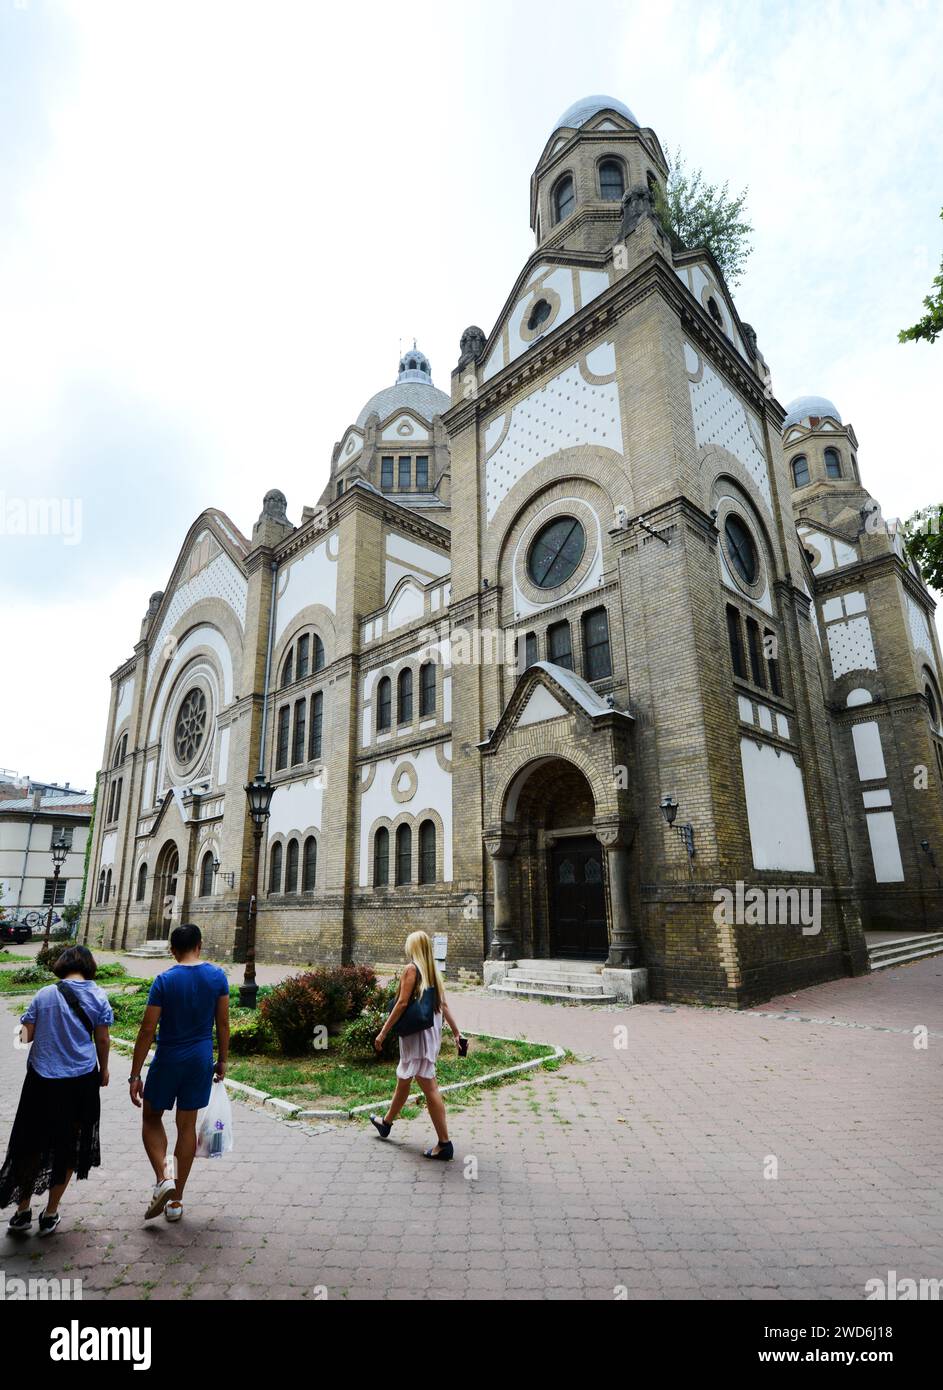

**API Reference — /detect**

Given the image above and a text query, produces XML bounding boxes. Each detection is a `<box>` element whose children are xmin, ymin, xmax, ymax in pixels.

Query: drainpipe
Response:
<box><xmin>257</xmin><ymin>559</ymin><xmax>279</xmax><ymax>776</ymax></box>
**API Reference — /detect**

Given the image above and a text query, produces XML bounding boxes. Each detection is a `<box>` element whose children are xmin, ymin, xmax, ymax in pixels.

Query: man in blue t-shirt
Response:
<box><xmin>129</xmin><ymin>923</ymin><xmax>229</xmax><ymax>1223</ymax></box>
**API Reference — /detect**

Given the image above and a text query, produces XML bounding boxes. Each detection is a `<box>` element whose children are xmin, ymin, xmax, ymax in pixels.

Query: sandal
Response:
<box><xmin>423</xmin><ymin>1141</ymin><xmax>454</xmax><ymax>1161</ymax></box>
<box><xmin>369</xmin><ymin>1115</ymin><xmax>392</xmax><ymax>1139</ymax></box>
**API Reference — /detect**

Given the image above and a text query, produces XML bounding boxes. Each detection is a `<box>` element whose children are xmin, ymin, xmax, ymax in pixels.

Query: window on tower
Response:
<box><xmin>824</xmin><ymin>448</ymin><xmax>842</xmax><ymax>479</ymax></box>
<box><xmin>792</xmin><ymin>455</ymin><xmax>810</xmax><ymax>488</ymax></box>
<box><xmin>415</xmin><ymin>455</ymin><xmax>429</xmax><ymax>489</ymax></box>
<box><xmin>381</xmin><ymin>456</ymin><xmax>394</xmax><ymax>489</ymax></box>
<box><xmin>552</xmin><ymin>174</ymin><xmax>575</xmax><ymax>224</ymax></box>
<box><xmin>599</xmin><ymin>160</ymin><xmax>624</xmax><ymax>201</ymax></box>
<box><xmin>398</xmin><ymin>457</ymin><xmax>411</xmax><ymax>490</ymax></box>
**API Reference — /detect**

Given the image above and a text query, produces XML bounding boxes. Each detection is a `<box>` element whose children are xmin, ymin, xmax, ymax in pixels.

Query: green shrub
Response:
<box><xmin>290</xmin><ymin>965</ymin><xmax>378</xmax><ymax>1025</ymax></box>
<box><xmin>260</xmin><ymin>976</ymin><xmax>330</xmax><ymax>1054</ymax></box>
<box><xmin>229</xmin><ymin>1011</ymin><xmax>273</xmax><ymax>1056</ymax></box>
<box><xmin>12</xmin><ymin>965</ymin><xmax>54</xmax><ymax>986</ymax></box>
<box><xmin>36</xmin><ymin>942</ymin><xmax>65</xmax><ymax>973</ymax></box>
<box><xmin>339</xmin><ymin>1008</ymin><xmax>396</xmax><ymax>1061</ymax></box>
<box><xmin>95</xmin><ymin>962</ymin><xmax>128</xmax><ymax>982</ymax></box>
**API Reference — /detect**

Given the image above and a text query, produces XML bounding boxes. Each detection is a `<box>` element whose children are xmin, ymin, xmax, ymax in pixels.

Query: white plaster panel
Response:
<box><xmin>847</xmin><ymin>688</ymin><xmax>873</xmax><ymax>707</ymax></box>
<box><xmin>147</xmin><ymin>550</ymin><xmax>247</xmax><ymax>688</ymax></box>
<box><xmin>481</xmin><ymin>335</ymin><xmax>506</xmax><ymax>384</ymax></box>
<box><xmin>851</xmin><ymin>721</ymin><xmax>886</xmax><ymax>781</ymax></box>
<box><xmin>686</xmin><ymin>346</ymin><xmax>771</xmax><ymax>509</ymax></box>
<box><xmin>865</xmin><ymin>811</ymin><xmax>905</xmax><ymax>883</ymax></box>
<box><xmin>267</xmin><ymin>777</ymin><xmax>324</xmax><ymax>840</ymax></box>
<box><xmin>827</xmin><ymin>615</ymin><xmax>877</xmax><ymax>679</ymax></box>
<box><xmin>844</xmin><ymin>591</ymin><xmax>867</xmax><ymax>615</ymax></box>
<box><xmin>386</xmin><ymin>534</ymin><xmax>450</xmax><ymax>583</ymax></box>
<box><xmin>381</xmin><ymin>414</ymin><xmax>430</xmax><ymax>443</ymax></box>
<box><xmin>358</xmin><ymin>745</ymin><xmax>452</xmax><ymax>886</ymax></box>
<box><xmin>517</xmin><ymin>685</ymin><xmax>569</xmax><ymax>727</ymax></box>
<box><xmin>757</xmin><ymin>704</ymin><xmax>773</xmax><ymax>732</ymax></box>
<box><xmin>484</xmin><ymin>349</ymin><xmax>622</xmax><ymax>522</ymax></box>
<box><xmin>142</xmin><ymin>759</ymin><xmax>155</xmax><ymax>808</ymax></box>
<box><xmin>114</xmin><ymin>678</ymin><xmax>133</xmax><ymax>727</ymax></box>
<box><xmin>99</xmin><ymin>831</ymin><xmax>117</xmax><ymax>869</ymax></box>
<box><xmin>275</xmin><ymin>539</ymin><xmax>338</xmax><ymax>642</ymax></box>
<box><xmin>863</xmin><ymin>788</ymin><xmax>892</xmax><ymax>808</ymax></box>
<box><xmin>579</xmin><ymin>269</ymin><xmax>610</xmax><ymax>309</ymax></box>
<box><xmin>147</xmin><ymin>627</ymin><xmax>233</xmax><ymax>742</ymax></box>
<box><xmin>387</xmin><ymin>581</ymin><xmax>425</xmax><ymax>633</ymax></box>
<box><xmin>737</xmin><ymin>696</ymin><xmax>754</xmax><ymax>723</ymax></box>
<box><xmin>507</xmin><ymin>267</ymin><xmax>575</xmax><ymax>364</ymax></box>
<box><xmin>217</xmin><ymin>728</ymin><xmax>230</xmax><ymax>786</ymax></box>
<box><xmin>776</xmin><ymin>713</ymin><xmax>790</xmax><ymax>740</ymax></box>
<box><xmin>822</xmin><ymin>598</ymin><xmax>843</xmax><ymax>623</ymax></box>
<box><xmin>739</xmin><ymin>740</ymin><xmax>816</xmax><ymax>872</ymax></box>
<box><xmin>443</xmin><ymin>673</ymin><xmax>452</xmax><ymax>723</ymax></box>
<box><xmin>908</xmin><ymin>597</ymin><xmax>937</xmax><ymax>671</ymax></box>
<box><xmin>340</xmin><ymin>429</ymin><xmax>363</xmax><ymax>462</ymax></box>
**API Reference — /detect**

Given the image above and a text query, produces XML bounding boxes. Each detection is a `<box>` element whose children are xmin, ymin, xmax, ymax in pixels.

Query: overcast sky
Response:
<box><xmin>1</xmin><ymin>0</ymin><xmax>941</xmax><ymax>792</ymax></box>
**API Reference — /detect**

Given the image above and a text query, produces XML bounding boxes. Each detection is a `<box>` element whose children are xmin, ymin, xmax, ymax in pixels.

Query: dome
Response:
<box><xmin>783</xmin><ymin>395</ymin><xmax>842</xmax><ymax>430</ymax></box>
<box><xmin>554</xmin><ymin>95</ymin><xmax>639</xmax><ymax>134</ymax></box>
<box><xmin>355</xmin><ymin>344</ymin><xmax>450</xmax><ymax>428</ymax></box>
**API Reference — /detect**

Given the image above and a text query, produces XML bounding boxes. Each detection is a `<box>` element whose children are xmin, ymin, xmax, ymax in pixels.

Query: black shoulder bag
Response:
<box><xmin>56</xmin><ymin>981</ymin><xmax>96</xmax><ymax>1039</ymax></box>
<box><xmin>388</xmin><ymin>964</ymin><xmax>436</xmax><ymax>1037</ymax></box>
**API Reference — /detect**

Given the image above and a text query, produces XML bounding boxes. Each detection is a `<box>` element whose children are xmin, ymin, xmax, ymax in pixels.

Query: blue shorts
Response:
<box><xmin>143</xmin><ymin>1050</ymin><xmax>214</xmax><ymax>1112</ymax></box>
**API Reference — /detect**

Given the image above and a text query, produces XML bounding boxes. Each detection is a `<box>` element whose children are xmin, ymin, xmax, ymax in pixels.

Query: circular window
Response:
<box><xmin>527</xmin><ymin>298</ymin><xmax>552</xmax><ymax>333</ymax></box>
<box><xmin>174</xmin><ymin>688</ymin><xmax>207</xmax><ymax>764</ymax></box>
<box><xmin>527</xmin><ymin>516</ymin><xmax>586</xmax><ymax>589</ymax></box>
<box><xmin>724</xmin><ymin>515</ymin><xmax>758</xmax><ymax>586</ymax></box>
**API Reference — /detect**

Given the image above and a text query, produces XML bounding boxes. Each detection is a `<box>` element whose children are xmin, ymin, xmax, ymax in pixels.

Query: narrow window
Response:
<box><xmin>707</xmin><ymin>296</ymin><xmax>723</xmax><ymax>327</ymax></box>
<box><xmin>374</xmin><ymin>827</ymin><xmax>390</xmax><ymax>886</ymax></box>
<box><xmin>395</xmin><ymin>824</ymin><xmax>412</xmax><ymax>885</ymax></box>
<box><xmin>302</xmin><ymin>836</ymin><xmax>317</xmax><ymax>892</ymax></box>
<box><xmin>97</xmin><ymin>871</ymin><xmax>106</xmax><ymax>905</ymax></box>
<box><xmin>746</xmin><ymin>617</ymin><xmax>767</xmax><ymax>688</ymax></box>
<box><xmin>524</xmin><ymin>632</ymin><xmax>538</xmax><ymax>670</ymax></box>
<box><xmin>199</xmin><ymin>852</ymin><xmax>214</xmax><ymax>897</ymax></box>
<box><xmin>43</xmin><ymin>877</ymin><xmax>67</xmax><ymax>905</ymax></box>
<box><xmin>765</xmin><ymin>629</ymin><xmax>783</xmax><ymax>698</ymax></box>
<box><xmin>281</xmin><ymin>648</ymin><xmax>294</xmax><ymax>688</ymax></box>
<box><xmin>419</xmin><ymin>661</ymin><xmax>436</xmax><ymax>717</ymax></box>
<box><xmin>296</xmin><ymin>633</ymin><xmax>310</xmax><ymax>680</ymax></box>
<box><xmin>824</xmin><ymin>447</ymin><xmax>842</xmax><ymax>479</ymax></box>
<box><xmin>398</xmin><ymin>668</ymin><xmax>413</xmax><ymax>723</ymax></box>
<box><xmin>582</xmin><ymin>607</ymin><xmax>612</xmax><ymax>680</ymax></box>
<box><xmin>309</xmin><ymin>690</ymin><xmax>324</xmax><ymax>760</ymax></box>
<box><xmin>336</xmin><ymin>480</ymin><xmax>344</xmax><ymax>498</ymax></box>
<box><xmin>285</xmin><ymin>838</ymin><xmax>299</xmax><ymax>893</ymax></box>
<box><xmin>381</xmin><ymin>456</ymin><xmax>394</xmax><ymax>489</ymax></box>
<box><xmin>553</xmin><ymin>174</ymin><xmax>575</xmax><ymax>223</ymax></box>
<box><xmin>136</xmin><ymin>861</ymin><xmax>148</xmax><ymax>902</ymax></box>
<box><xmin>104</xmin><ymin>870</ymin><xmax>112</xmax><ymax>903</ymax></box>
<box><xmin>419</xmin><ymin>820</ymin><xmax>436</xmax><ymax>884</ymax></box>
<box><xmin>269</xmin><ymin>842</ymin><xmax>282</xmax><ymax>894</ymax></box>
<box><xmin>377</xmin><ymin>677</ymin><xmax>392</xmax><ymax>732</ymax></box>
<box><xmin>415</xmin><ymin>455</ymin><xmax>429</xmax><ymax>489</ymax></box>
<box><xmin>292</xmin><ymin>698</ymin><xmax>307</xmax><ymax>765</ymax></box>
<box><xmin>726</xmin><ymin>605</ymin><xmax>747</xmax><ymax>679</ymax></box>
<box><xmin>275</xmin><ymin>705</ymin><xmax>291</xmax><ymax>770</ymax></box>
<box><xmin>548</xmin><ymin>620</ymin><xmax>573</xmax><ymax>671</ymax></box>
<box><xmin>398</xmin><ymin>456</ymin><xmax>411</xmax><ymax>489</ymax></box>
<box><xmin>107</xmin><ymin>781</ymin><xmax>116</xmax><ymax>823</ymax></box>
<box><xmin>599</xmin><ymin>159</ymin><xmax>624</xmax><ymax>201</ymax></box>
<box><xmin>792</xmin><ymin>455</ymin><xmax>809</xmax><ymax>487</ymax></box>
<box><xmin>313</xmin><ymin>635</ymin><xmax>325</xmax><ymax>672</ymax></box>
<box><xmin>113</xmin><ymin>779</ymin><xmax>122</xmax><ymax>822</ymax></box>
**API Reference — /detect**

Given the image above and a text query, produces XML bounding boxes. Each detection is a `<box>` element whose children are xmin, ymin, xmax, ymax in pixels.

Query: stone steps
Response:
<box><xmin>125</xmin><ymin>940</ymin><xmax>172</xmax><ymax>959</ymax></box>
<box><xmin>868</xmin><ymin>933</ymin><xmax>943</xmax><ymax>972</ymax></box>
<box><xmin>489</xmin><ymin>958</ymin><xmax>616</xmax><ymax>1004</ymax></box>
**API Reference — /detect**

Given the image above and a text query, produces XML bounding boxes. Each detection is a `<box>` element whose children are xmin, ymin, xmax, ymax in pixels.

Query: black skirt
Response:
<box><xmin>0</xmin><ymin>1064</ymin><xmax>101</xmax><ymax>1208</ymax></box>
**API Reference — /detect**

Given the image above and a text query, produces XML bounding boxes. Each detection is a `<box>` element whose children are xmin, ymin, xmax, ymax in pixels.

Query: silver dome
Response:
<box><xmin>783</xmin><ymin>395</ymin><xmax>842</xmax><ymax>429</ymax></box>
<box><xmin>554</xmin><ymin>95</ymin><xmax>639</xmax><ymax>133</ymax></box>
<box><xmin>356</xmin><ymin>346</ymin><xmax>449</xmax><ymax>428</ymax></box>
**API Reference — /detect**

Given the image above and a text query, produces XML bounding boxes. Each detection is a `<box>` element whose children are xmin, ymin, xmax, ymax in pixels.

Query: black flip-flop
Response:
<box><xmin>370</xmin><ymin>1115</ymin><xmax>392</xmax><ymax>1139</ymax></box>
<box><xmin>423</xmin><ymin>1141</ymin><xmax>454</xmax><ymax>1161</ymax></box>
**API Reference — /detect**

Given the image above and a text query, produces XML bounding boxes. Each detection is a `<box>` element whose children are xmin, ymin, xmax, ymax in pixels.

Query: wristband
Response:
<box><xmin>128</xmin><ymin>1074</ymin><xmax>142</xmax><ymax>1083</ymax></box>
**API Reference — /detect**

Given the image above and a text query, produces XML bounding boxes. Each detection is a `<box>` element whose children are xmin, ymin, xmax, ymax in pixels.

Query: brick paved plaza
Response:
<box><xmin>2</xmin><ymin>955</ymin><xmax>942</xmax><ymax>1302</ymax></box>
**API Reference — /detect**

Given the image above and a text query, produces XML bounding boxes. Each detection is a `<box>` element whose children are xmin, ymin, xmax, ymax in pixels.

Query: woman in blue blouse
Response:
<box><xmin>1</xmin><ymin>945</ymin><xmax>113</xmax><ymax>1236</ymax></box>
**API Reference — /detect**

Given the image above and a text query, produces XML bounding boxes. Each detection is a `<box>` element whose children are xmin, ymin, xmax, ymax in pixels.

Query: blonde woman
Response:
<box><xmin>370</xmin><ymin>930</ymin><xmax>465</xmax><ymax>1160</ymax></box>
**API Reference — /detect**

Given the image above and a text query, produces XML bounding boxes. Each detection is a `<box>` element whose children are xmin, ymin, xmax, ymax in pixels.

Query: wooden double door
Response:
<box><xmin>548</xmin><ymin>836</ymin><xmax>608</xmax><ymax>960</ymax></box>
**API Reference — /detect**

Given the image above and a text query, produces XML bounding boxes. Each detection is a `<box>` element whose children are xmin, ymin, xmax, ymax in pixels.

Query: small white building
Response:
<box><xmin>0</xmin><ymin>785</ymin><xmax>93</xmax><ymax>932</ymax></box>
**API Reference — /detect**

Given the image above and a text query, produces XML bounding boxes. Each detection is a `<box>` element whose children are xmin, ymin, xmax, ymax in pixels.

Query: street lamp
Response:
<box><xmin>240</xmin><ymin>774</ymin><xmax>275</xmax><ymax>1008</ymax></box>
<box><xmin>659</xmin><ymin>795</ymin><xmax>696</xmax><ymax>870</ymax></box>
<box><xmin>43</xmin><ymin>835</ymin><xmax>69</xmax><ymax>950</ymax></box>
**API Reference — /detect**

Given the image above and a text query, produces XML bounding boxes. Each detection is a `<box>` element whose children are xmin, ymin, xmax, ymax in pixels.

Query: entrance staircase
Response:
<box><xmin>488</xmin><ymin>959</ymin><xmax>615</xmax><ymax>1004</ymax></box>
<box><xmin>124</xmin><ymin>940</ymin><xmax>172</xmax><ymax>960</ymax></box>
<box><xmin>867</xmin><ymin>932</ymin><xmax>943</xmax><ymax>972</ymax></box>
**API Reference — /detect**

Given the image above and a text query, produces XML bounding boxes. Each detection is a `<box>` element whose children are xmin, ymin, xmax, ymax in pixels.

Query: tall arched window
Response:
<box><xmin>395</xmin><ymin>824</ymin><xmax>412</xmax><ymax>885</ymax></box>
<box><xmin>552</xmin><ymin>174</ymin><xmax>575</xmax><ymax>224</ymax></box>
<box><xmin>269</xmin><ymin>842</ymin><xmax>283</xmax><ymax>894</ymax></box>
<box><xmin>136</xmin><ymin>861</ymin><xmax>148</xmax><ymax>902</ymax></box>
<box><xmin>281</xmin><ymin>650</ymin><xmax>294</xmax><ymax>688</ymax></box>
<box><xmin>113</xmin><ymin>734</ymin><xmax>127</xmax><ymax>767</ymax></box>
<box><xmin>419</xmin><ymin>820</ymin><xmax>436</xmax><ymax>884</ymax></box>
<box><xmin>302</xmin><ymin>836</ymin><xmax>317</xmax><ymax>892</ymax></box>
<box><xmin>792</xmin><ymin>455</ymin><xmax>810</xmax><ymax>487</ymax></box>
<box><xmin>824</xmin><ymin>447</ymin><xmax>842</xmax><ymax>479</ymax></box>
<box><xmin>313</xmin><ymin>635</ymin><xmax>325</xmax><ymax>672</ymax></box>
<box><xmin>199</xmin><ymin>851</ymin><xmax>214</xmax><ymax>897</ymax></box>
<box><xmin>398</xmin><ymin>668</ymin><xmax>413</xmax><ymax>724</ymax></box>
<box><xmin>374</xmin><ymin>827</ymin><xmax>390</xmax><ymax>886</ymax></box>
<box><xmin>104</xmin><ymin>869</ymin><xmax>112</xmax><ymax>903</ymax></box>
<box><xmin>419</xmin><ymin>661</ymin><xmax>436</xmax><ymax>717</ymax></box>
<box><xmin>97</xmin><ymin>870</ymin><xmax>107</xmax><ymax>905</ymax></box>
<box><xmin>599</xmin><ymin>159</ymin><xmax>624</xmax><ymax>201</ymax></box>
<box><xmin>377</xmin><ymin>677</ymin><xmax>392</xmax><ymax>732</ymax></box>
<box><xmin>285</xmin><ymin>838</ymin><xmax>299</xmax><ymax>894</ymax></box>
<box><xmin>296</xmin><ymin>633</ymin><xmax>310</xmax><ymax>680</ymax></box>
<box><xmin>308</xmin><ymin>690</ymin><xmax>323</xmax><ymax>760</ymax></box>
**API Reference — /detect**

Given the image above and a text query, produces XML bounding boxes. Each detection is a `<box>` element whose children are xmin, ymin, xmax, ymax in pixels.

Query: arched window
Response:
<box><xmin>419</xmin><ymin>820</ymin><xmax>436</xmax><ymax>884</ymax></box>
<box><xmin>707</xmin><ymin>296</ymin><xmax>723</xmax><ymax>327</ymax></box>
<box><xmin>275</xmin><ymin>705</ymin><xmax>290</xmax><ymax>770</ymax></box>
<box><xmin>374</xmin><ymin>827</ymin><xmax>390</xmax><ymax>886</ymax></box>
<box><xmin>419</xmin><ymin>661</ymin><xmax>436</xmax><ymax>717</ymax></box>
<box><xmin>927</xmin><ymin>683</ymin><xmax>940</xmax><ymax>729</ymax></box>
<box><xmin>113</xmin><ymin>734</ymin><xmax>127</xmax><ymax>767</ymax></box>
<box><xmin>285</xmin><ymin>838</ymin><xmax>299</xmax><ymax>893</ymax></box>
<box><xmin>397</xmin><ymin>668</ymin><xmax>413</xmax><ymax>724</ymax></box>
<box><xmin>395</xmin><ymin>824</ymin><xmax>412</xmax><ymax>885</ymax></box>
<box><xmin>313</xmin><ymin>635</ymin><xmax>325</xmax><ymax>672</ymax></box>
<box><xmin>292</xmin><ymin>698</ymin><xmax>306</xmax><ymax>765</ymax></box>
<box><xmin>582</xmin><ymin>608</ymin><xmax>612</xmax><ymax>680</ymax></box>
<box><xmin>548</xmin><ymin>620</ymin><xmax>573</xmax><ymax>670</ymax></box>
<box><xmin>377</xmin><ymin>677</ymin><xmax>392</xmax><ymax>732</ymax></box>
<box><xmin>599</xmin><ymin>159</ymin><xmax>624</xmax><ymax>201</ymax></box>
<box><xmin>97</xmin><ymin>870</ymin><xmax>106</xmax><ymax>905</ymax></box>
<box><xmin>199</xmin><ymin>851</ymin><xmax>215</xmax><ymax>897</ymax></box>
<box><xmin>269</xmin><ymin>842</ymin><xmax>283</xmax><ymax>894</ymax></box>
<box><xmin>136</xmin><ymin>861</ymin><xmax>148</xmax><ymax>903</ymax></box>
<box><xmin>104</xmin><ymin>869</ymin><xmax>112</xmax><ymax>903</ymax></box>
<box><xmin>302</xmin><ymin>836</ymin><xmax>317</xmax><ymax>892</ymax></box>
<box><xmin>552</xmin><ymin>174</ymin><xmax>575</xmax><ymax>224</ymax></box>
<box><xmin>296</xmin><ymin>633</ymin><xmax>310</xmax><ymax>680</ymax></box>
<box><xmin>824</xmin><ymin>447</ymin><xmax>842</xmax><ymax>479</ymax></box>
<box><xmin>281</xmin><ymin>650</ymin><xmax>294</xmax><ymax>688</ymax></box>
<box><xmin>308</xmin><ymin>690</ymin><xmax>323</xmax><ymax>760</ymax></box>
<box><xmin>791</xmin><ymin>455</ymin><xmax>810</xmax><ymax>488</ymax></box>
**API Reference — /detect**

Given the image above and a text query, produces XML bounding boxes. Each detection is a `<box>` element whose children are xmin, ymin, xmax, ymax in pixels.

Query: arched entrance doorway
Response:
<box><xmin>150</xmin><ymin>843</ymin><xmax>179</xmax><ymax>940</ymax></box>
<box><xmin>504</xmin><ymin>758</ymin><xmax>608</xmax><ymax>961</ymax></box>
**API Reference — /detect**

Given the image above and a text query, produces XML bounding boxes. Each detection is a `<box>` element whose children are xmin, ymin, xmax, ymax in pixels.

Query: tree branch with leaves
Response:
<box><xmin>899</xmin><ymin>209</ymin><xmax>943</xmax><ymax>346</ymax></box>
<box><xmin>653</xmin><ymin>148</ymin><xmax>753</xmax><ymax>287</ymax></box>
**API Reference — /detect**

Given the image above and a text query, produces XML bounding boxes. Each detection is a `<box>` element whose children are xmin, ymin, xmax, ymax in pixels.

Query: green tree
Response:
<box><xmin>901</xmin><ymin>505</ymin><xmax>943</xmax><ymax>590</ymax></box>
<box><xmin>654</xmin><ymin>149</ymin><xmax>753</xmax><ymax>286</ymax></box>
<box><xmin>899</xmin><ymin>209</ymin><xmax>943</xmax><ymax>346</ymax></box>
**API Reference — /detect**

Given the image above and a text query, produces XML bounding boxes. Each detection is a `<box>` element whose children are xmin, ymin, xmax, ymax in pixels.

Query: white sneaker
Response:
<box><xmin>164</xmin><ymin>1201</ymin><xmax>183</xmax><ymax>1223</ymax></box>
<box><xmin>145</xmin><ymin>1179</ymin><xmax>176</xmax><ymax>1220</ymax></box>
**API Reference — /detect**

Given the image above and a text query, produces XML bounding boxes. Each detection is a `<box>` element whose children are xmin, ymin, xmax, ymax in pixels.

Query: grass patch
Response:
<box><xmin>0</xmin><ymin>970</ymin><xmax>152</xmax><ymax>996</ymax></box>
<box><xmin>0</xmin><ymin>951</ymin><xmax>33</xmax><ymax>965</ymax></box>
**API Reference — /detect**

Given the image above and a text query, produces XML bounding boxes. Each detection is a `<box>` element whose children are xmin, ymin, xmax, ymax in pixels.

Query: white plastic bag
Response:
<box><xmin>196</xmin><ymin>1080</ymin><xmax>234</xmax><ymax>1159</ymax></box>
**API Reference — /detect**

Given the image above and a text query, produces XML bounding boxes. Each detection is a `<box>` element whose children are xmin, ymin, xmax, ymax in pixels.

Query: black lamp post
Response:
<box><xmin>240</xmin><ymin>774</ymin><xmax>275</xmax><ymax>1008</ymax></box>
<box><xmin>43</xmin><ymin>835</ymin><xmax>69</xmax><ymax>950</ymax></box>
<box><xmin>660</xmin><ymin>795</ymin><xmax>696</xmax><ymax>872</ymax></box>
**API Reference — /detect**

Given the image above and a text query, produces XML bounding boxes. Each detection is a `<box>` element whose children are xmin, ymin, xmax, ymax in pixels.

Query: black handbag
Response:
<box><xmin>389</xmin><ymin>966</ymin><xmax>436</xmax><ymax>1037</ymax></box>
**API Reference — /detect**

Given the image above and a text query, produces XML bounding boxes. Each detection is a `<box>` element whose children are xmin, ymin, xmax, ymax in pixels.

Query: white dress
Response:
<box><xmin>396</xmin><ymin>1007</ymin><xmax>443</xmax><ymax>1081</ymax></box>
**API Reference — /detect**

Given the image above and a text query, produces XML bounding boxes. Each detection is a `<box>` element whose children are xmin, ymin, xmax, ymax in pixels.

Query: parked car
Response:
<box><xmin>0</xmin><ymin>918</ymin><xmax>31</xmax><ymax>945</ymax></box>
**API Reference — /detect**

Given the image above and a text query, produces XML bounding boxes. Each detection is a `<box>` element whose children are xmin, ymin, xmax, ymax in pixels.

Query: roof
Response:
<box><xmin>531</xmin><ymin>661</ymin><xmax>624</xmax><ymax>719</ymax></box>
<box><xmin>783</xmin><ymin>395</ymin><xmax>842</xmax><ymax>429</ymax></box>
<box><xmin>355</xmin><ymin>345</ymin><xmax>450</xmax><ymax>428</ymax></box>
<box><xmin>553</xmin><ymin>95</ymin><xmax>639</xmax><ymax>133</ymax></box>
<box><xmin>0</xmin><ymin>794</ymin><xmax>92</xmax><ymax>816</ymax></box>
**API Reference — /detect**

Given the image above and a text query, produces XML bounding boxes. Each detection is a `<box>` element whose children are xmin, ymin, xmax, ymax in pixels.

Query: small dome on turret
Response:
<box><xmin>553</xmin><ymin>95</ymin><xmax>639</xmax><ymax>134</ymax></box>
<box><xmin>355</xmin><ymin>343</ymin><xmax>450</xmax><ymax>428</ymax></box>
<box><xmin>783</xmin><ymin>395</ymin><xmax>842</xmax><ymax>430</ymax></box>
